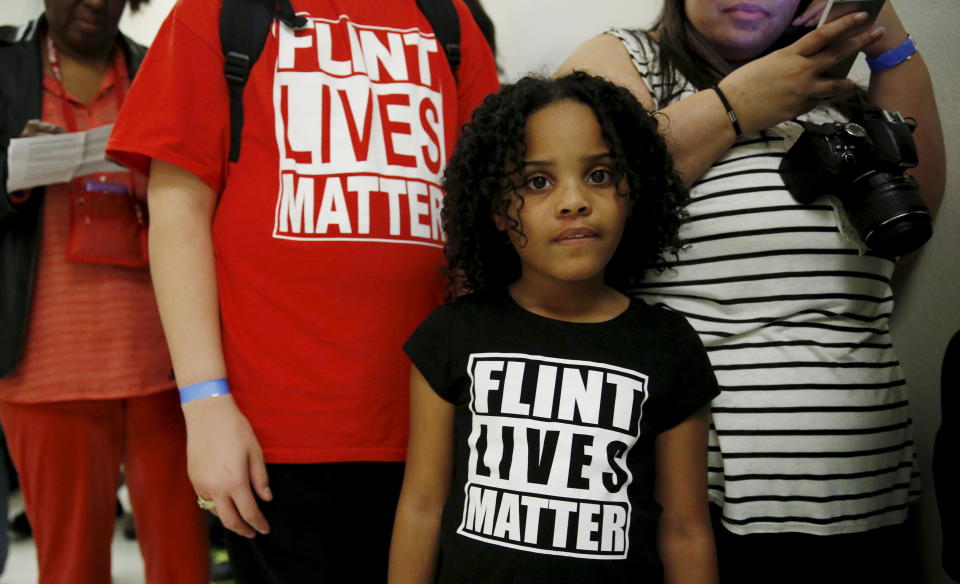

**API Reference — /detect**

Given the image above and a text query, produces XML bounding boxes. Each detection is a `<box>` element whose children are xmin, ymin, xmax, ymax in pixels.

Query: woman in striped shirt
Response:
<box><xmin>558</xmin><ymin>1</ymin><xmax>944</xmax><ymax>582</ymax></box>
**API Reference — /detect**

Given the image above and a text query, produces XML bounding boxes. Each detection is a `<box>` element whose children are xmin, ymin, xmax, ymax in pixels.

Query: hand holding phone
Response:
<box><xmin>817</xmin><ymin>0</ymin><xmax>887</xmax><ymax>78</ymax></box>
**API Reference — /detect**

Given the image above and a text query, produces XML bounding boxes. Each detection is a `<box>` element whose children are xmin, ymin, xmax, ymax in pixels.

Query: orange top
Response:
<box><xmin>0</xmin><ymin>44</ymin><xmax>174</xmax><ymax>403</ymax></box>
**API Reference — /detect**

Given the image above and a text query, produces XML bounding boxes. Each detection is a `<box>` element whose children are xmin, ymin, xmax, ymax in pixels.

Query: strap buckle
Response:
<box><xmin>224</xmin><ymin>51</ymin><xmax>252</xmax><ymax>86</ymax></box>
<box><xmin>444</xmin><ymin>43</ymin><xmax>461</xmax><ymax>71</ymax></box>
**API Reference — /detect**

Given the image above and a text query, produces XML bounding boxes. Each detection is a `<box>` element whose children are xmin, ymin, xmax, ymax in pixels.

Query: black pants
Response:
<box><xmin>225</xmin><ymin>462</ymin><xmax>405</xmax><ymax>584</ymax></box>
<box><xmin>710</xmin><ymin>504</ymin><xmax>921</xmax><ymax>584</ymax></box>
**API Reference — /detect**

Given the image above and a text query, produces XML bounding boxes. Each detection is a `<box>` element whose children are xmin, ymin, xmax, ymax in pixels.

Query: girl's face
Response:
<box><xmin>497</xmin><ymin>100</ymin><xmax>631</xmax><ymax>288</ymax></box>
<box><xmin>684</xmin><ymin>0</ymin><xmax>802</xmax><ymax>63</ymax></box>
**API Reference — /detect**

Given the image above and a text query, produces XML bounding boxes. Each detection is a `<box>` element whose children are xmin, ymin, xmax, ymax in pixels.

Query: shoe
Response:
<box><xmin>122</xmin><ymin>513</ymin><xmax>137</xmax><ymax>541</ymax></box>
<box><xmin>8</xmin><ymin>510</ymin><xmax>31</xmax><ymax>539</ymax></box>
<box><xmin>209</xmin><ymin>546</ymin><xmax>234</xmax><ymax>583</ymax></box>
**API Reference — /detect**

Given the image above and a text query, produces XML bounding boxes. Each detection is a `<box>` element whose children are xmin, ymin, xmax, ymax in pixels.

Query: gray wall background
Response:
<box><xmin>2</xmin><ymin>0</ymin><xmax>958</xmax><ymax>581</ymax></box>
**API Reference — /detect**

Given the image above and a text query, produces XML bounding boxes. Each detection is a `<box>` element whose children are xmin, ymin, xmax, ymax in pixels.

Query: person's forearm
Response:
<box><xmin>655</xmin><ymin>406</ymin><xmax>717</xmax><ymax>584</ymax></box>
<box><xmin>659</xmin><ymin>526</ymin><xmax>719</xmax><ymax>584</ymax></box>
<box><xmin>148</xmin><ymin>159</ymin><xmax>227</xmax><ymax>390</ymax></box>
<box><xmin>147</xmin><ymin>160</ymin><xmax>274</xmax><ymax>537</ymax></box>
<box><xmin>388</xmin><ymin>499</ymin><xmax>443</xmax><ymax>584</ymax></box>
<box><xmin>868</xmin><ymin>55</ymin><xmax>945</xmax><ymax>216</ymax></box>
<box><xmin>390</xmin><ymin>368</ymin><xmax>454</xmax><ymax>582</ymax></box>
<box><xmin>866</xmin><ymin>3</ymin><xmax>945</xmax><ymax>215</ymax></box>
<box><xmin>656</xmin><ymin>91</ymin><xmax>739</xmax><ymax>186</ymax></box>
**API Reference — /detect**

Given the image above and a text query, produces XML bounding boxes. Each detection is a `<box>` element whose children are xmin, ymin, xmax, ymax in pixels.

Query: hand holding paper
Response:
<box><xmin>6</xmin><ymin>123</ymin><xmax>126</xmax><ymax>193</ymax></box>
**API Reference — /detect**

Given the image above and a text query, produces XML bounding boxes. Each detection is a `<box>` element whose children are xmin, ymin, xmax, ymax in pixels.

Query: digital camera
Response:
<box><xmin>780</xmin><ymin>108</ymin><xmax>932</xmax><ymax>256</ymax></box>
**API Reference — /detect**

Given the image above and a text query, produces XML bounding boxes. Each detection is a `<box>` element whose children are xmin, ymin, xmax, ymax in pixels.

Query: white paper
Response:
<box><xmin>5</xmin><ymin>124</ymin><xmax>126</xmax><ymax>192</ymax></box>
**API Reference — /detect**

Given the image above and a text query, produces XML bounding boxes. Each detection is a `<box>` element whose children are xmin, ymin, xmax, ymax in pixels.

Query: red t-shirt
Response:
<box><xmin>107</xmin><ymin>0</ymin><xmax>498</xmax><ymax>462</ymax></box>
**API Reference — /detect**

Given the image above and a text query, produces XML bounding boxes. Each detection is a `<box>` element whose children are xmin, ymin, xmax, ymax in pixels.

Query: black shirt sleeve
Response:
<box><xmin>404</xmin><ymin>302</ymin><xmax>463</xmax><ymax>403</ymax></box>
<box><xmin>647</xmin><ymin>311</ymin><xmax>720</xmax><ymax>433</ymax></box>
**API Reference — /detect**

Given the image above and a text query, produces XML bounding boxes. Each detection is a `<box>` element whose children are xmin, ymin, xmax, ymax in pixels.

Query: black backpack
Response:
<box><xmin>220</xmin><ymin>0</ymin><xmax>462</xmax><ymax>162</ymax></box>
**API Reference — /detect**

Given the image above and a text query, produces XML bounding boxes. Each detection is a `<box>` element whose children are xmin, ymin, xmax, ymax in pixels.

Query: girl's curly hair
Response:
<box><xmin>441</xmin><ymin>71</ymin><xmax>689</xmax><ymax>298</ymax></box>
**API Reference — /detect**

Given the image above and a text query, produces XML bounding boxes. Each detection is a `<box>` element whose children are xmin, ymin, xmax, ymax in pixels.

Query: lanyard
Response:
<box><xmin>44</xmin><ymin>32</ymin><xmax>136</xmax><ymax>196</ymax></box>
<box><xmin>44</xmin><ymin>32</ymin><xmax>126</xmax><ymax>133</ymax></box>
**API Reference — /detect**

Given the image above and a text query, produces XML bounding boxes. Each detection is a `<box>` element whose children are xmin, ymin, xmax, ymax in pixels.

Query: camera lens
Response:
<box><xmin>847</xmin><ymin>173</ymin><xmax>932</xmax><ymax>256</ymax></box>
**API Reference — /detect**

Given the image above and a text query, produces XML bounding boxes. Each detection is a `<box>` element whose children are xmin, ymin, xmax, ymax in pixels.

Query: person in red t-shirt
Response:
<box><xmin>107</xmin><ymin>0</ymin><xmax>498</xmax><ymax>579</ymax></box>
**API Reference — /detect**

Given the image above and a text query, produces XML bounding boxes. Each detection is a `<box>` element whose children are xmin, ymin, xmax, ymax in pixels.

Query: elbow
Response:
<box><xmin>397</xmin><ymin>487</ymin><xmax>448</xmax><ymax>521</ymax></box>
<box><xmin>658</xmin><ymin>510</ymin><xmax>716</xmax><ymax>559</ymax></box>
<box><xmin>658</xmin><ymin>515</ymin><xmax>718</xmax><ymax>584</ymax></box>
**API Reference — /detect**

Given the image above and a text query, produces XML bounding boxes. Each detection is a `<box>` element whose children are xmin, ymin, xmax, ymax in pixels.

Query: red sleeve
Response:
<box><xmin>452</xmin><ymin>0</ymin><xmax>499</xmax><ymax>127</ymax></box>
<box><xmin>106</xmin><ymin>0</ymin><xmax>228</xmax><ymax>193</ymax></box>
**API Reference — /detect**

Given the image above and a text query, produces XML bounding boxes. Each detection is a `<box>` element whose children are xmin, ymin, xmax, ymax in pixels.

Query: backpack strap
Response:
<box><xmin>220</xmin><ymin>0</ymin><xmax>305</xmax><ymax>162</ymax></box>
<box><xmin>416</xmin><ymin>0</ymin><xmax>461</xmax><ymax>79</ymax></box>
<box><xmin>220</xmin><ymin>0</ymin><xmax>459</xmax><ymax>162</ymax></box>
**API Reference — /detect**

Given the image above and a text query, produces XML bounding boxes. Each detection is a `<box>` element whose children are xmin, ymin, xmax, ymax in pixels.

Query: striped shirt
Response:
<box><xmin>609</xmin><ymin>29</ymin><xmax>920</xmax><ymax>535</ymax></box>
<box><xmin>0</xmin><ymin>45</ymin><xmax>173</xmax><ymax>403</ymax></box>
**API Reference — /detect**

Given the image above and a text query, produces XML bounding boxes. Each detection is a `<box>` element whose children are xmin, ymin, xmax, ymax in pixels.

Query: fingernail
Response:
<box><xmin>854</xmin><ymin>11</ymin><xmax>868</xmax><ymax>21</ymax></box>
<box><xmin>871</xmin><ymin>26</ymin><xmax>885</xmax><ymax>38</ymax></box>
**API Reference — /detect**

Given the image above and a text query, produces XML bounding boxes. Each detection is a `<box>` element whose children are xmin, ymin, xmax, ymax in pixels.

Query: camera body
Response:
<box><xmin>780</xmin><ymin>108</ymin><xmax>932</xmax><ymax>256</ymax></box>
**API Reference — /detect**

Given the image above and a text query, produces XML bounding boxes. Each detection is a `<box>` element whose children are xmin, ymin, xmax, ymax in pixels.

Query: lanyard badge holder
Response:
<box><xmin>67</xmin><ymin>180</ymin><xmax>149</xmax><ymax>268</ymax></box>
<box><xmin>47</xmin><ymin>34</ymin><xmax>149</xmax><ymax>268</ymax></box>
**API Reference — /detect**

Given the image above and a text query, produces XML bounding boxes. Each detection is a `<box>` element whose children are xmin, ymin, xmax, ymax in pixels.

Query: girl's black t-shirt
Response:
<box><xmin>404</xmin><ymin>293</ymin><xmax>720</xmax><ymax>583</ymax></box>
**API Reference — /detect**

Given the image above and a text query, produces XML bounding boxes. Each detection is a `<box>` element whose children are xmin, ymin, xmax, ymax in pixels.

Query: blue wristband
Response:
<box><xmin>867</xmin><ymin>36</ymin><xmax>917</xmax><ymax>72</ymax></box>
<box><xmin>179</xmin><ymin>378</ymin><xmax>231</xmax><ymax>404</ymax></box>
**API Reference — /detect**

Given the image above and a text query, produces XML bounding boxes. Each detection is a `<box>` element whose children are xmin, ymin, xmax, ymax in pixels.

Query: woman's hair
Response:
<box><xmin>441</xmin><ymin>72</ymin><xmax>689</xmax><ymax>298</ymax></box>
<box><xmin>654</xmin><ymin>0</ymin><xmax>814</xmax><ymax>93</ymax></box>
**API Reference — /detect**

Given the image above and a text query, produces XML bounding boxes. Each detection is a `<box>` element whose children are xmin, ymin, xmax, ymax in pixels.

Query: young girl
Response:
<box><xmin>389</xmin><ymin>72</ymin><xmax>719</xmax><ymax>584</ymax></box>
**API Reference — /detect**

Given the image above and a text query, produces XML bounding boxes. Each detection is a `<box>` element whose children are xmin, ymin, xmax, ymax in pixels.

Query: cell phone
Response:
<box><xmin>817</xmin><ymin>0</ymin><xmax>886</xmax><ymax>78</ymax></box>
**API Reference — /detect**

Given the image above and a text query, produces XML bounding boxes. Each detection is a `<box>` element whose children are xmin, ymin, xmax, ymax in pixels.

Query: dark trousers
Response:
<box><xmin>711</xmin><ymin>504</ymin><xmax>921</xmax><ymax>584</ymax></box>
<box><xmin>225</xmin><ymin>462</ymin><xmax>405</xmax><ymax>584</ymax></box>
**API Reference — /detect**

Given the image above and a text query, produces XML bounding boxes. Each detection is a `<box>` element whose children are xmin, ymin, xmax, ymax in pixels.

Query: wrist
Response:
<box><xmin>710</xmin><ymin>83</ymin><xmax>742</xmax><ymax>138</ymax></box>
<box><xmin>181</xmin><ymin>391</ymin><xmax>237</xmax><ymax>423</ymax></box>
<box><xmin>864</xmin><ymin>2</ymin><xmax>907</xmax><ymax>58</ymax></box>
<box><xmin>714</xmin><ymin>80</ymin><xmax>758</xmax><ymax>136</ymax></box>
<box><xmin>863</xmin><ymin>30</ymin><xmax>909</xmax><ymax>59</ymax></box>
<box><xmin>866</xmin><ymin>35</ymin><xmax>917</xmax><ymax>72</ymax></box>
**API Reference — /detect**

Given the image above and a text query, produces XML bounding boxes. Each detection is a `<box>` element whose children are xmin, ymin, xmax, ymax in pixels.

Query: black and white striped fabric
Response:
<box><xmin>609</xmin><ymin>29</ymin><xmax>920</xmax><ymax>535</ymax></box>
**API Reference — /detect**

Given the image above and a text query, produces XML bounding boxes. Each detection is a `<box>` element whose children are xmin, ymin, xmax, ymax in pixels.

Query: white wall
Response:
<box><xmin>3</xmin><ymin>0</ymin><xmax>958</xmax><ymax>582</ymax></box>
<box><xmin>485</xmin><ymin>0</ymin><xmax>660</xmax><ymax>80</ymax></box>
<box><xmin>119</xmin><ymin>0</ymin><xmax>176</xmax><ymax>43</ymax></box>
<box><xmin>884</xmin><ymin>2</ymin><xmax>960</xmax><ymax>584</ymax></box>
<box><xmin>0</xmin><ymin>0</ymin><xmax>42</xmax><ymax>25</ymax></box>
<box><xmin>0</xmin><ymin>0</ymin><xmax>175</xmax><ymax>38</ymax></box>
